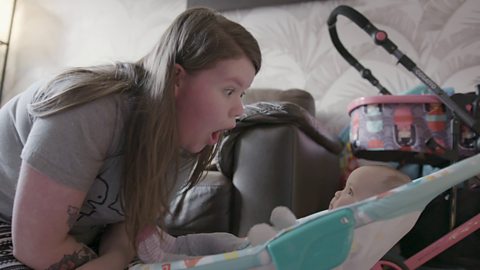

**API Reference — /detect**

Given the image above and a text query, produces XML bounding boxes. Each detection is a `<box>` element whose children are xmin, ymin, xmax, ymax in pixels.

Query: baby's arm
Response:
<box><xmin>136</xmin><ymin>226</ymin><xmax>189</xmax><ymax>263</ymax></box>
<box><xmin>137</xmin><ymin>226</ymin><xmax>249</xmax><ymax>263</ymax></box>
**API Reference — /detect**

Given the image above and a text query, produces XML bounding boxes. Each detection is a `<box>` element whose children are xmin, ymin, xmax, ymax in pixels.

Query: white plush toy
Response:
<box><xmin>247</xmin><ymin>206</ymin><xmax>297</xmax><ymax>246</ymax></box>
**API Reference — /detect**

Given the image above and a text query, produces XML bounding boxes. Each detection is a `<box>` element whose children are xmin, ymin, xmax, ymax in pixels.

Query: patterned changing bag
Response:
<box><xmin>347</xmin><ymin>93</ymin><xmax>480</xmax><ymax>166</ymax></box>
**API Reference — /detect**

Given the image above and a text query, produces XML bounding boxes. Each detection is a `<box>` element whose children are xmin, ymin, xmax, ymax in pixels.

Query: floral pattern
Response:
<box><xmin>3</xmin><ymin>0</ymin><xmax>480</xmax><ymax>134</ymax></box>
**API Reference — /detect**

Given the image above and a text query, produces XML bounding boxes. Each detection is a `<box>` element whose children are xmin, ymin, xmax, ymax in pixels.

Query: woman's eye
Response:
<box><xmin>240</xmin><ymin>92</ymin><xmax>246</xmax><ymax>98</ymax></box>
<box><xmin>347</xmin><ymin>187</ymin><xmax>354</xmax><ymax>196</ymax></box>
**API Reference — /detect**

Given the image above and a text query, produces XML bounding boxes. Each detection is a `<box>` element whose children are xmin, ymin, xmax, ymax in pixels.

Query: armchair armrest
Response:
<box><xmin>229</xmin><ymin>124</ymin><xmax>341</xmax><ymax>236</ymax></box>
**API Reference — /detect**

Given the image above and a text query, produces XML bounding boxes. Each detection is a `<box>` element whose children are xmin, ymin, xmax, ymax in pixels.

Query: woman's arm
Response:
<box><xmin>77</xmin><ymin>222</ymin><xmax>135</xmax><ymax>270</ymax></box>
<box><xmin>12</xmin><ymin>162</ymin><xmax>131</xmax><ymax>269</ymax></box>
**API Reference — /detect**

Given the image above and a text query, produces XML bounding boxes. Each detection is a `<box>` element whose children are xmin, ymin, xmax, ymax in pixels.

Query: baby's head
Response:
<box><xmin>329</xmin><ymin>165</ymin><xmax>410</xmax><ymax>209</ymax></box>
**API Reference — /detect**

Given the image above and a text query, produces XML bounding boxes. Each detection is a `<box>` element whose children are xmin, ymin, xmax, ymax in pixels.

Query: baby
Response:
<box><xmin>248</xmin><ymin>165</ymin><xmax>411</xmax><ymax>246</ymax></box>
<box><xmin>247</xmin><ymin>165</ymin><xmax>415</xmax><ymax>270</ymax></box>
<box><xmin>329</xmin><ymin>165</ymin><xmax>411</xmax><ymax>209</ymax></box>
<box><xmin>327</xmin><ymin>166</ymin><xmax>416</xmax><ymax>270</ymax></box>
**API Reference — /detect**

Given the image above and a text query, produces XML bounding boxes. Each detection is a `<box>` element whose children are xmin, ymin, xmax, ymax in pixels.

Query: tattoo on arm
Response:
<box><xmin>66</xmin><ymin>205</ymin><xmax>79</xmax><ymax>229</ymax></box>
<box><xmin>45</xmin><ymin>246</ymin><xmax>98</xmax><ymax>270</ymax></box>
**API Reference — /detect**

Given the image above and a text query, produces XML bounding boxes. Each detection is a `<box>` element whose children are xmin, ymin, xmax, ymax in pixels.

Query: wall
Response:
<box><xmin>3</xmin><ymin>0</ymin><xmax>480</xmax><ymax>133</ymax></box>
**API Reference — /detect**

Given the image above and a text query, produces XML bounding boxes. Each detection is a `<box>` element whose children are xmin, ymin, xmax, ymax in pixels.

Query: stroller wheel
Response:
<box><xmin>376</xmin><ymin>253</ymin><xmax>409</xmax><ymax>270</ymax></box>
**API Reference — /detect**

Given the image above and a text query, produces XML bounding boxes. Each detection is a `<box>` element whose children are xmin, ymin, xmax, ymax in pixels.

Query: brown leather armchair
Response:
<box><xmin>165</xmin><ymin>89</ymin><xmax>343</xmax><ymax>237</ymax></box>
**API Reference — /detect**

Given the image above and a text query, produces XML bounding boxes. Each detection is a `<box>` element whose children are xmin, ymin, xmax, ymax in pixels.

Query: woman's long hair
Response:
<box><xmin>28</xmin><ymin>7</ymin><xmax>261</xmax><ymax>248</ymax></box>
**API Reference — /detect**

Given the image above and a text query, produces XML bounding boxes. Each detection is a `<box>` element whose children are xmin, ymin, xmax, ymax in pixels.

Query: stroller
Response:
<box><xmin>129</xmin><ymin>5</ymin><xmax>480</xmax><ymax>270</ymax></box>
<box><xmin>328</xmin><ymin>5</ymin><xmax>480</xmax><ymax>269</ymax></box>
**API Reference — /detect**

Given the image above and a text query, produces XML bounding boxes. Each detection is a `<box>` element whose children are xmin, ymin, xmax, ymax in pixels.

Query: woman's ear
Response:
<box><xmin>174</xmin><ymin>64</ymin><xmax>185</xmax><ymax>97</ymax></box>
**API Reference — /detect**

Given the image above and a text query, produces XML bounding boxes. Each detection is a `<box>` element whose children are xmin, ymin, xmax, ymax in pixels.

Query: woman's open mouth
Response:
<box><xmin>208</xmin><ymin>130</ymin><xmax>221</xmax><ymax>145</ymax></box>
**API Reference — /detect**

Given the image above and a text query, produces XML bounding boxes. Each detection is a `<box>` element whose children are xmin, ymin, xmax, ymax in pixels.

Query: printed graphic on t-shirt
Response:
<box><xmin>76</xmin><ymin>156</ymin><xmax>124</xmax><ymax>226</ymax></box>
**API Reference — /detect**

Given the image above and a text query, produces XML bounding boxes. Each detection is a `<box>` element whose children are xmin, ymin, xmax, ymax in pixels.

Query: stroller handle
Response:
<box><xmin>328</xmin><ymin>5</ymin><xmax>480</xmax><ymax>134</ymax></box>
<box><xmin>327</xmin><ymin>6</ymin><xmax>392</xmax><ymax>95</ymax></box>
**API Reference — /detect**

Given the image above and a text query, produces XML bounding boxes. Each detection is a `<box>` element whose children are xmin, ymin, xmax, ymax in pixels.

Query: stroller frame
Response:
<box><xmin>374</xmin><ymin>213</ymin><xmax>480</xmax><ymax>270</ymax></box>
<box><xmin>328</xmin><ymin>5</ymin><xmax>480</xmax><ymax>270</ymax></box>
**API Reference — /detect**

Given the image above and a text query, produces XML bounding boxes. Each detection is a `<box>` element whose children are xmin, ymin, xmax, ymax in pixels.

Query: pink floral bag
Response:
<box><xmin>347</xmin><ymin>94</ymin><xmax>480</xmax><ymax>166</ymax></box>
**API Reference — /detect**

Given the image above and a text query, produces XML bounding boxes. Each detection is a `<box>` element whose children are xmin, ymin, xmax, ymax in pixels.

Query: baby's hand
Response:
<box><xmin>247</xmin><ymin>206</ymin><xmax>297</xmax><ymax>246</ymax></box>
<box><xmin>247</xmin><ymin>223</ymin><xmax>277</xmax><ymax>246</ymax></box>
<box><xmin>136</xmin><ymin>225</ymin><xmax>172</xmax><ymax>263</ymax></box>
<box><xmin>270</xmin><ymin>206</ymin><xmax>297</xmax><ymax>231</ymax></box>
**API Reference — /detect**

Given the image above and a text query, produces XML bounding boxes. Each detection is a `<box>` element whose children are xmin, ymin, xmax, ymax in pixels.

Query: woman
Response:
<box><xmin>0</xmin><ymin>7</ymin><xmax>261</xmax><ymax>269</ymax></box>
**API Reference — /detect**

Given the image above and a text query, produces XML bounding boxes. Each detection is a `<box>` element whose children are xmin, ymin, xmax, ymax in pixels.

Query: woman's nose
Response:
<box><xmin>231</xmin><ymin>98</ymin><xmax>245</xmax><ymax>118</ymax></box>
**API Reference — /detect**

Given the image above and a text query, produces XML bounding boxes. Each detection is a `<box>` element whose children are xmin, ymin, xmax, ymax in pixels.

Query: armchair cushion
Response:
<box><xmin>165</xmin><ymin>171</ymin><xmax>232</xmax><ymax>236</ymax></box>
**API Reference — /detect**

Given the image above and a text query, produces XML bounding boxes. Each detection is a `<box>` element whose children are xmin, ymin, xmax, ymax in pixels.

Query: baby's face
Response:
<box><xmin>329</xmin><ymin>182</ymin><xmax>356</xmax><ymax>209</ymax></box>
<box><xmin>329</xmin><ymin>166</ymin><xmax>383</xmax><ymax>209</ymax></box>
<box><xmin>329</xmin><ymin>166</ymin><xmax>408</xmax><ymax>209</ymax></box>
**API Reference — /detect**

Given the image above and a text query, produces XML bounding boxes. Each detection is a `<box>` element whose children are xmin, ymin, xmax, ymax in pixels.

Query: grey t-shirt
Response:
<box><xmin>0</xmin><ymin>82</ymin><xmax>190</xmax><ymax>243</ymax></box>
